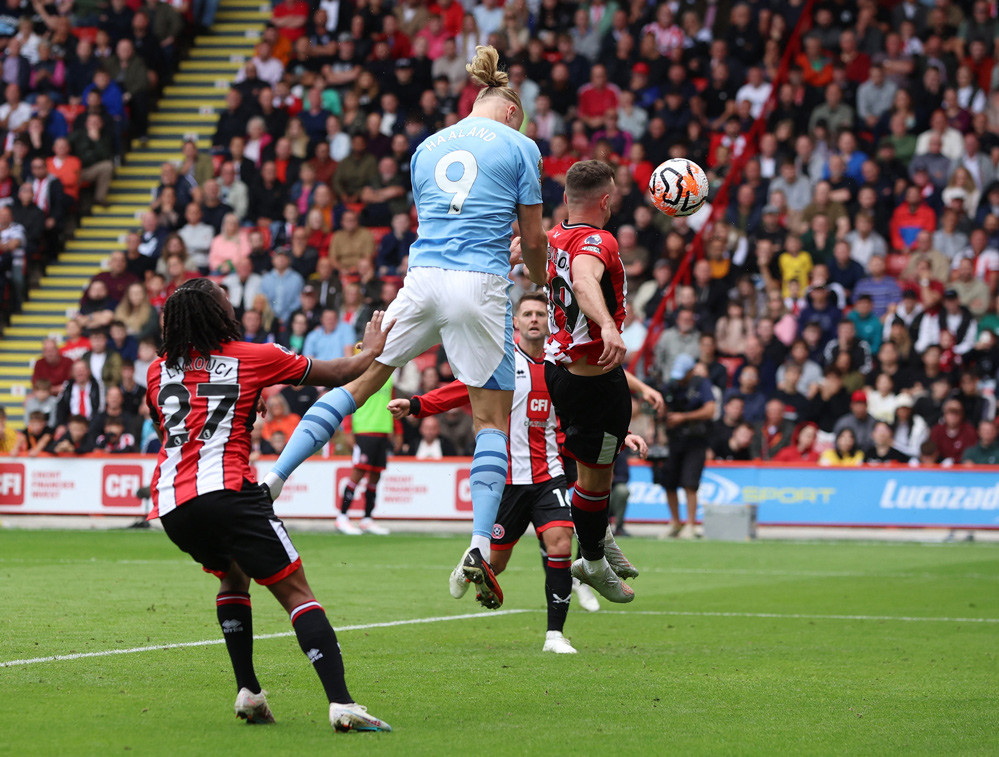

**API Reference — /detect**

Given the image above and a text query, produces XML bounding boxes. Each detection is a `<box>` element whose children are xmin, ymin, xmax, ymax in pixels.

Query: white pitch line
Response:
<box><xmin>598</xmin><ymin>610</ymin><xmax>999</xmax><ymax>624</ymax></box>
<box><xmin>0</xmin><ymin>609</ymin><xmax>530</xmax><ymax>668</ymax></box>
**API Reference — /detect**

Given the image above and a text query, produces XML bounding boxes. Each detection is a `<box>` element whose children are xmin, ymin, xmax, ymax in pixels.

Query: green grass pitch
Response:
<box><xmin>0</xmin><ymin>529</ymin><xmax>996</xmax><ymax>755</ymax></box>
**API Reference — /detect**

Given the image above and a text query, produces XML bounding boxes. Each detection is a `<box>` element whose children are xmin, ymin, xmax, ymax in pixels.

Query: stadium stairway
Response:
<box><xmin>0</xmin><ymin>0</ymin><xmax>270</xmax><ymax>425</ymax></box>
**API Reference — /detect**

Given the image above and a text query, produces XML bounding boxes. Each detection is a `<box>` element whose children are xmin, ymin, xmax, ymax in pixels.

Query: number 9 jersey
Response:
<box><xmin>146</xmin><ymin>342</ymin><xmax>312</xmax><ymax>518</ymax></box>
<box><xmin>544</xmin><ymin>222</ymin><xmax>628</xmax><ymax>365</ymax></box>
<box><xmin>408</xmin><ymin>116</ymin><xmax>543</xmax><ymax>278</ymax></box>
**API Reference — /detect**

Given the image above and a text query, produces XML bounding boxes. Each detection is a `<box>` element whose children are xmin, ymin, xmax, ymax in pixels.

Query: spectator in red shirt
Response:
<box><xmin>577</xmin><ymin>64</ymin><xmax>620</xmax><ymax>129</ymax></box>
<box><xmin>32</xmin><ymin>338</ymin><xmax>73</xmax><ymax>391</ymax></box>
<box><xmin>271</xmin><ymin>0</ymin><xmax>309</xmax><ymax>45</ymax></box>
<box><xmin>431</xmin><ymin>0</ymin><xmax>464</xmax><ymax>38</ymax></box>
<box><xmin>929</xmin><ymin>399</ymin><xmax>979</xmax><ymax>464</ymax></box>
<box><xmin>890</xmin><ymin>185</ymin><xmax>937</xmax><ymax>253</ymax></box>
<box><xmin>542</xmin><ymin>134</ymin><xmax>578</xmax><ymax>186</ymax></box>
<box><xmin>92</xmin><ymin>250</ymin><xmax>140</xmax><ymax>304</ymax></box>
<box><xmin>772</xmin><ymin>422</ymin><xmax>821</xmax><ymax>463</ymax></box>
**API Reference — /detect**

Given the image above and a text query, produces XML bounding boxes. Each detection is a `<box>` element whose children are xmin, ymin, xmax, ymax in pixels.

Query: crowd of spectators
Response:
<box><xmin>0</xmin><ymin>0</ymin><xmax>190</xmax><ymax>321</ymax></box>
<box><xmin>8</xmin><ymin>0</ymin><xmax>999</xmax><ymax>470</ymax></box>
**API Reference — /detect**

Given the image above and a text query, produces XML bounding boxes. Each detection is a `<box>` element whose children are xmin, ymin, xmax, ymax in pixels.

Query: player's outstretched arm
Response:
<box><xmin>571</xmin><ymin>255</ymin><xmax>627</xmax><ymax>370</ymax></box>
<box><xmin>388</xmin><ymin>381</ymin><xmax>471</xmax><ymax>419</ymax></box>
<box><xmin>624</xmin><ymin>370</ymin><xmax>664</xmax><ymax>413</ymax></box>
<box><xmin>517</xmin><ymin>203</ymin><xmax>548</xmax><ymax>286</ymax></box>
<box><xmin>304</xmin><ymin>311</ymin><xmax>396</xmax><ymax>387</ymax></box>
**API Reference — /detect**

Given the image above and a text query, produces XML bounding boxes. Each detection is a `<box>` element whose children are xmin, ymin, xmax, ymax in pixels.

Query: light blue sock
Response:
<box><xmin>271</xmin><ymin>387</ymin><xmax>357</xmax><ymax>481</ymax></box>
<box><xmin>469</xmin><ymin>429</ymin><xmax>509</xmax><ymax>549</ymax></box>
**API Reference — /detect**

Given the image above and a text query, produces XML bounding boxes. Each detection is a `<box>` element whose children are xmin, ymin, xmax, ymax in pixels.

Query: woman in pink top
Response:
<box><xmin>208</xmin><ymin>213</ymin><xmax>251</xmax><ymax>274</ymax></box>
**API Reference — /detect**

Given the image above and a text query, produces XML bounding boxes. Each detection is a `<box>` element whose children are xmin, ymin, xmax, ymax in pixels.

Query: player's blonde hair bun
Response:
<box><xmin>466</xmin><ymin>45</ymin><xmax>508</xmax><ymax>89</ymax></box>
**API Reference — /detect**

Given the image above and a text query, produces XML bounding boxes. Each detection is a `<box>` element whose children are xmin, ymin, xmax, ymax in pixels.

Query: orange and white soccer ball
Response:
<box><xmin>648</xmin><ymin>158</ymin><xmax>709</xmax><ymax>217</ymax></box>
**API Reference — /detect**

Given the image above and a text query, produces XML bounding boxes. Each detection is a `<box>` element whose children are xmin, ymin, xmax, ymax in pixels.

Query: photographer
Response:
<box><xmin>655</xmin><ymin>353</ymin><xmax>716</xmax><ymax>539</ymax></box>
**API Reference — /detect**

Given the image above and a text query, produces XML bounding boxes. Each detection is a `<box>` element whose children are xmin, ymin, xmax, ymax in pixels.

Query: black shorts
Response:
<box><xmin>160</xmin><ymin>480</ymin><xmax>302</xmax><ymax>585</ymax></box>
<box><xmin>491</xmin><ymin>475</ymin><xmax>574</xmax><ymax>549</ymax></box>
<box><xmin>545</xmin><ymin>363</ymin><xmax>631</xmax><ymax>468</ymax></box>
<box><xmin>657</xmin><ymin>442</ymin><xmax>707</xmax><ymax>491</ymax></box>
<box><xmin>352</xmin><ymin>434</ymin><xmax>392</xmax><ymax>472</ymax></box>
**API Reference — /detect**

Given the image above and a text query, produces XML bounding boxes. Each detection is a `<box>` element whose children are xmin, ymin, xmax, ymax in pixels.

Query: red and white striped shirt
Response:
<box><xmin>146</xmin><ymin>342</ymin><xmax>312</xmax><ymax>518</ymax></box>
<box><xmin>544</xmin><ymin>222</ymin><xmax>627</xmax><ymax>366</ymax></box>
<box><xmin>411</xmin><ymin>345</ymin><xmax>563</xmax><ymax>485</ymax></box>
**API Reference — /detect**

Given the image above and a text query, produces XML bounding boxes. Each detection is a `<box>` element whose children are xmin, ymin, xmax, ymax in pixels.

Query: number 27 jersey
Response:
<box><xmin>146</xmin><ymin>342</ymin><xmax>312</xmax><ymax>518</ymax></box>
<box><xmin>544</xmin><ymin>222</ymin><xmax>628</xmax><ymax>365</ymax></box>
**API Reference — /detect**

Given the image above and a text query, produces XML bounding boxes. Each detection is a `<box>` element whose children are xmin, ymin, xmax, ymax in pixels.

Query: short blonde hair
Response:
<box><xmin>467</xmin><ymin>45</ymin><xmax>523</xmax><ymax>112</ymax></box>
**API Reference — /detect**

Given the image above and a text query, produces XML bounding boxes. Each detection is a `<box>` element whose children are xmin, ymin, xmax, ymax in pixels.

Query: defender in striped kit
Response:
<box><xmin>147</xmin><ymin>279</ymin><xmax>393</xmax><ymax>733</ymax></box>
<box><xmin>541</xmin><ymin>161</ymin><xmax>638</xmax><ymax>604</ymax></box>
<box><xmin>391</xmin><ymin>293</ymin><xmax>651</xmax><ymax>652</ymax></box>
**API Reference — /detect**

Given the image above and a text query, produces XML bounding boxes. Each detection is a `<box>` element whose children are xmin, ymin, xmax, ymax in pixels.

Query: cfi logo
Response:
<box><xmin>102</xmin><ymin>464</ymin><xmax>145</xmax><ymax>508</ymax></box>
<box><xmin>221</xmin><ymin>619</ymin><xmax>243</xmax><ymax>634</ymax></box>
<box><xmin>306</xmin><ymin>648</ymin><xmax>324</xmax><ymax>663</ymax></box>
<box><xmin>0</xmin><ymin>462</ymin><xmax>25</xmax><ymax>506</ymax></box>
<box><xmin>491</xmin><ymin>523</ymin><xmax>505</xmax><ymax>539</ymax></box>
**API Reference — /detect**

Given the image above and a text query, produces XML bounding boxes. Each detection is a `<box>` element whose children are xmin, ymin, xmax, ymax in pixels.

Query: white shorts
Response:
<box><xmin>378</xmin><ymin>267</ymin><xmax>514</xmax><ymax>390</ymax></box>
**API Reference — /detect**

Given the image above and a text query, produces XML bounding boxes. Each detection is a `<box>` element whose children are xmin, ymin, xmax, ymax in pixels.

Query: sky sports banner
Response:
<box><xmin>0</xmin><ymin>457</ymin><xmax>996</xmax><ymax>528</ymax></box>
<box><xmin>625</xmin><ymin>464</ymin><xmax>999</xmax><ymax>528</ymax></box>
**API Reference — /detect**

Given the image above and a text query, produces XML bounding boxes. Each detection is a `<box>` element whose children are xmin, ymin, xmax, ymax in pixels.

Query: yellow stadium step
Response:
<box><xmin>147</xmin><ymin>128</ymin><xmax>214</xmax><ymax>141</ymax></box>
<box><xmin>149</xmin><ymin>112</ymin><xmax>220</xmax><ymax>123</ymax></box>
<box><xmin>210</xmin><ymin>23</ymin><xmax>261</xmax><ymax>33</ymax></box>
<box><xmin>0</xmin><ymin>348</ymin><xmax>38</xmax><ymax>360</ymax></box>
<box><xmin>74</xmin><ymin>228</ymin><xmax>128</xmax><ymax>240</ymax></box>
<box><xmin>125</xmin><ymin>150</ymin><xmax>194</xmax><ymax>162</ymax></box>
<box><xmin>103</xmin><ymin>198</ymin><xmax>154</xmax><ymax>209</ymax></box>
<box><xmin>90</xmin><ymin>205</ymin><xmax>146</xmax><ymax>216</ymax></box>
<box><xmin>82</xmin><ymin>215</ymin><xmax>143</xmax><ymax>228</ymax></box>
<box><xmin>179</xmin><ymin>60</ymin><xmax>243</xmax><ymax>72</ymax></box>
<box><xmin>39</xmin><ymin>276</ymin><xmax>89</xmax><ymax>288</ymax></box>
<box><xmin>163</xmin><ymin>85</ymin><xmax>229</xmax><ymax>97</ymax></box>
<box><xmin>0</xmin><ymin>378</ymin><xmax>31</xmax><ymax>391</ymax></box>
<box><xmin>11</xmin><ymin>314</ymin><xmax>67</xmax><ymax>327</ymax></box>
<box><xmin>116</xmin><ymin>166</ymin><xmax>162</xmax><ymax>177</ymax></box>
<box><xmin>215</xmin><ymin>10</ymin><xmax>269</xmax><ymax>21</ymax></box>
<box><xmin>64</xmin><ymin>240</ymin><xmax>127</xmax><ymax>252</ymax></box>
<box><xmin>40</xmin><ymin>264</ymin><xmax>98</xmax><ymax>276</ymax></box>
<box><xmin>142</xmin><ymin>138</ymin><xmax>210</xmax><ymax>150</ymax></box>
<box><xmin>3</xmin><ymin>326</ymin><xmax>64</xmax><ymax>339</ymax></box>
<box><xmin>0</xmin><ymin>348</ymin><xmax>41</xmax><ymax>360</ymax></box>
<box><xmin>193</xmin><ymin>33</ymin><xmax>260</xmax><ymax>45</ymax></box>
<box><xmin>111</xmin><ymin>179</ymin><xmax>158</xmax><ymax>190</ymax></box>
<box><xmin>190</xmin><ymin>45</ymin><xmax>255</xmax><ymax>57</ymax></box>
<box><xmin>23</xmin><ymin>300</ymin><xmax>75</xmax><ymax>312</ymax></box>
<box><xmin>60</xmin><ymin>253</ymin><xmax>110</xmax><ymax>265</ymax></box>
<box><xmin>174</xmin><ymin>72</ymin><xmax>244</xmax><ymax>85</ymax></box>
<box><xmin>0</xmin><ymin>366</ymin><xmax>33</xmax><ymax>376</ymax></box>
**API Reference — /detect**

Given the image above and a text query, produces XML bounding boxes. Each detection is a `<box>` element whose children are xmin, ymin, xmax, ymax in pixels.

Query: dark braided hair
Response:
<box><xmin>159</xmin><ymin>279</ymin><xmax>242</xmax><ymax>368</ymax></box>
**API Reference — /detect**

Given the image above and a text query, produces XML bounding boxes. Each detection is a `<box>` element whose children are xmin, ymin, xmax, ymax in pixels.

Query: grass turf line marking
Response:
<box><xmin>599</xmin><ymin>610</ymin><xmax>999</xmax><ymax>623</ymax></box>
<box><xmin>0</xmin><ymin>609</ymin><xmax>529</xmax><ymax>668</ymax></box>
<box><xmin>2</xmin><ymin>558</ymin><xmax>995</xmax><ymax>582</ymax></box>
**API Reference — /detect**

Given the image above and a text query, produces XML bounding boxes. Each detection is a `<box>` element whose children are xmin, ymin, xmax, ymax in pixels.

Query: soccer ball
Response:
<box><xmin>648</xmin><ymin>158</ymin><xmax>709</xmax><ymax>217</ymax></box>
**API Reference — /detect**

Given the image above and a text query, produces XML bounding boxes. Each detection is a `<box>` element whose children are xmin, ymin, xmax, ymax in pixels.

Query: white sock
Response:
<box><xmin>261</xmin><ymin>471</ymin><xmax>284</xmax><ymax>500</ymax></box>
<box><xmin>470</xmin><ymin>534</ymin><xmax>491</xmax><ymax>559</ymax></box>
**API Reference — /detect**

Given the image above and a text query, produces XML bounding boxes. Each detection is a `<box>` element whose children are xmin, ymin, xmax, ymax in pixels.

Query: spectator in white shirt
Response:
<box><xmin>735</xmin><ymin>66</ymin><xmax>772</xmax><ymax>119</ymax></box>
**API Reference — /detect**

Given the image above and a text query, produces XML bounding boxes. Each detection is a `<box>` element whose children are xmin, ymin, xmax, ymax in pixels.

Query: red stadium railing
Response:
<box><xmin>630</xmin><ymin>0</ymin><xmax>818</xmax><ymax>379</ymax></box>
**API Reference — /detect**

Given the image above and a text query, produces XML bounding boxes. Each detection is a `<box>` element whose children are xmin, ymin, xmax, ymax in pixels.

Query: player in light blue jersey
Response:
<box><xmin>262</xmin><ymin>46</ymin><xmax>549</xmax><ymax>609</ymax></box>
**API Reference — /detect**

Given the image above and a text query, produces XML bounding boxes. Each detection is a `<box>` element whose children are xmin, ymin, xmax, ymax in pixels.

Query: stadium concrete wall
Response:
<box><xmin>0</xmin><ymin>456</ymin><xmax>996</xmax><ymax>529</ymax></box>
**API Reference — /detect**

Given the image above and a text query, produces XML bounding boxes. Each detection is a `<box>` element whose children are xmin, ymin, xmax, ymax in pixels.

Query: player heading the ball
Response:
<box><xmin>262</xmin><ymin>45</ymin><xmax>549</xmax><ymax>609</ymax></box>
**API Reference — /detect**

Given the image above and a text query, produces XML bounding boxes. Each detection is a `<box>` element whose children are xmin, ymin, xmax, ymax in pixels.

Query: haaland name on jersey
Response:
<box><xmin>422</xmin><ymin>124</ymin><xmax>499</xmax><ymax>151</ymax></box>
